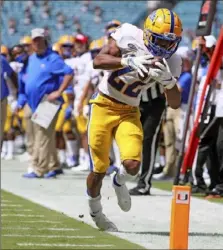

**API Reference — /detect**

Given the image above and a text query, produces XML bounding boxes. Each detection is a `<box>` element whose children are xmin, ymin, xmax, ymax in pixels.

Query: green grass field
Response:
<box><xmin>1</xmin><ymin>190</ymin><xmax>144</xmax><ymax>250</ymax></box>
<box><xmin>152</xmin><ymin>180</ymin><xmax>223</xmax><ymax>204</ymax></box>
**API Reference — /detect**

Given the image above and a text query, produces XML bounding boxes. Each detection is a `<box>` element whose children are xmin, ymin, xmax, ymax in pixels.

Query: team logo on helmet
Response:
<box><xmin>149</xmin><ymin>11</ymin><xmax>156</xmax><ymax>22</ymax></box>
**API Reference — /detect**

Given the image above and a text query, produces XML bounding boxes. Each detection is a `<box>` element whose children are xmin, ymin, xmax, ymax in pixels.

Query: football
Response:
<box><xmin>138</xmin><ymin>57</ymin><xmax>165</xmax><ymax>81</ymax></box>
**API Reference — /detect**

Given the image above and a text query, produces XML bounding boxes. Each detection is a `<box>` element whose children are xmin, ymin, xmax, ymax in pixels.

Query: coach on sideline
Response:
<box><xmin>19</xmin><ymin>28</ymin><xmax>74</xmax><ymax>178</ymax></box>
<box><xmin>1</xmin><ymin>55</ymin><xmax>18</xmax><ymax>146</ymax></box>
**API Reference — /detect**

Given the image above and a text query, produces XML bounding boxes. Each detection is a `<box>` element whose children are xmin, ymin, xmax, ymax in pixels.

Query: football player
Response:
<box><xmin>1</xmin><ymin>45</ymin><xmax>23</xmax><ymax>160</ymax></box>
<box><xmin>1</xmin><ymin>45</ymin><xmax>9</xmax><ymax>60</ymax></box>
<box><xmin>68</xmin><ymin>34</ymin><xmax>93</xmax><ymax>171</ymax></box>
<box><xmin>16</xmin><ymin>37</ymin><xmax>34</xmax><ymax>163</ymax></box>
<box><xmin>104</xmin><ymin>19</ymin><xmax>121</xmax><ymax>37</ymax></box>
<box><xmin>86</xmin><ymin>8</ymin><xmax>182</xmax><ymax>231</ymax></box>
<box><xmin>20</xmin><ymin>36</ymin><xmax>33</xmax><ymax>55</ymax></box>
<box><xmin>77</xmin><ymin>38</ymin><xmax>105</xmax><ymax>115</ymax></box>
<box><xmin>54</xmin><ymin>36</ymin><xmax>79</xmax><ymax>168</ymax></box>
<box><xmin>77</xmin><ymin>37</ymin><xmax>121</xmax><ymax>174</ymax></box>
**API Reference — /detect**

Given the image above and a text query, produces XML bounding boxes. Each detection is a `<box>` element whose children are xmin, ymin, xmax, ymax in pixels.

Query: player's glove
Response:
<box><xmin>121</xmin><ymin>55</ymin><xmax>155</xmax><ymax>78</ymax></box>
<box><xmin>65</xmin><ymin>105</ymin><xmax>73</xmax><ymax>120</ymax></box>
<box><xmin>154</xmin><ymin>60</ymin><xmax>177</xmax><ymax>90</ymax></box>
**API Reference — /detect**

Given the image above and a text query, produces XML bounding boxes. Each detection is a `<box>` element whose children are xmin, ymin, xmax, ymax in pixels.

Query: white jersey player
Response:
<box><xmin>99</xmin><ymin>23</ymin><xmax>182</xmax><ymax>106</ymax></box>
<box><xmin>86</xmin><ymin>8</ymin><xmax>183</xmax><ymax>232</ymax></box>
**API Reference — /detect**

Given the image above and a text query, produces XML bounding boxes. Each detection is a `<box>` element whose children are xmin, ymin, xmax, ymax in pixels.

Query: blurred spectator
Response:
<box><xmin>147</xmin><ymin>0</ymin><xmax>177</xmax><ymax>12</ymax></box>
<box><xmin>73</xmin><ymin>17</ymin><xmax>82</xmax><ymax>33</ymax></box>
<box><xmin>23</xmin><ymin>8</ymin><xmax>32</xmax><ymax>25</ymax></box>
<box><xmin>94</xmin><ymin>6</ymin><xmax>103</xmax><ymax>24</ymax></box>
<box><xmin>8</xmin><ymin>18</ymin><xmax>17</xmax><ymax>35</ymax></box>
<box><xmin>147</xmin><ymin>0</ymin><xmax>162</xmax><ymax>10</ymax></box>
<box><xmin>25</xmin><ymin>0</ymin><xmax>37</xmax><ymax>9</ymax></box>
<box><xmin>42</xmin><ymin>0</ymin><xmax>49</xmax><ymax>7</ymax></box>
<box><xmin>41</xmin><ymin>4</ymin><xmax>50</xmax><ymax>20</ymax></box>
<box><xmin>43</xmin><ymin>26</ymin><xmax>51</xmax><ymax>43</ymax></box>
<box><xmin>56</xmin><ymin>12</ymin><xmax>66</xmax><ymax>30</ymax></box>
<box><xmin>182</xmin><ymin>29</ymin><xmax>196</xmax><ymax>46</ymax></box>
<box><xmin>81</xmin><ymin>0</ymin><xmax>90</xmax><ymax>13</ymax></box>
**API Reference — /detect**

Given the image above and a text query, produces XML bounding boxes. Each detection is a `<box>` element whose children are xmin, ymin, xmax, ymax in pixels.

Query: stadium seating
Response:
<box><xmin>173</xmin><ymin>1</ymin><xmax>223</xmax><ymax>46</ymax></box>
<box><xmin>1</xmin><ymin>1</ymin><xmax>147</xmax><ymax>47</ymax></box>
<box><xmin>2</xmin><ymin>1</ymin><xmax>223</xmax><ymax>47</ymax></box>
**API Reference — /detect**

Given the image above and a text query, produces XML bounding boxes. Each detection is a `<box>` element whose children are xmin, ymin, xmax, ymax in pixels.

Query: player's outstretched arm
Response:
<box><xmin>93</xmin><ymin>38</ymin><xmax>123</xmax><ymax>70</ymax></box>
<box><xmin>154</xmin><ymin>61</ymin><xmax>181</xmax><ymax>109</ymax></box>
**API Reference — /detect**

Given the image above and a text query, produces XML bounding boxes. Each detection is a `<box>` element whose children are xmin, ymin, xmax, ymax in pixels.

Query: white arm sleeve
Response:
<box><xmin>166</xmin><ymin>54</ymin><xmax>182</xmax><ymax>78</ymax></box>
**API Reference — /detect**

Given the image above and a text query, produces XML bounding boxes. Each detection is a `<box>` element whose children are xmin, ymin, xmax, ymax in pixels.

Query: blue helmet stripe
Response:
<box><xmin>169</xmin><ymin>10</ymin><xmax>175</xmax><ymax>33</ymax></box>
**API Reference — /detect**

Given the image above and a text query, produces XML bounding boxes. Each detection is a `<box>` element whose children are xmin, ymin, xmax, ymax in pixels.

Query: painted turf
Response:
<box><xmin>2</xmin><ymin>159</ymin><xmax>223</xmax><ymax>249</ymax></box>
<box><xmin>1</xmin><ymin>191</ymin><xmax>143</xmax><ymax>250</ymax></box>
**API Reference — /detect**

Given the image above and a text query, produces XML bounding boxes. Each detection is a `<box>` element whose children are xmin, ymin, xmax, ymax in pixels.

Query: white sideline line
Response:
<box><xmin>3</xmin><ymin>227</ymin><xmax>79</xmax><ymax>231</ymax></box>
<box><xmin>3</xmin><ymin>234</ymin><xmax>95</xmax><ymax>239</ymax></box>
<box><xmin>1</xmin><ymin>209</ymin><xmax>32</xmax><ymax>212</ymax></box>
<box><xmin>17</xmin><ymin>243</ymin><xmax>114</xmax><ymax>248</ymax></box>
<box><xmin>1</xmin><ymin>204</ymin><xmax>21</xmax><ymax>207</ymax></box>
<box><xmin>2</xmin><ymin>214</ymin><xmax>44</xmax><ymax>217</ymax></box>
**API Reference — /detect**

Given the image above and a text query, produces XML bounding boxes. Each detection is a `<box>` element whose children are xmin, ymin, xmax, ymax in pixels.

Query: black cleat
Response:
<box><xmin>206</xmin><ymin>188</ymin><xmax>223</xmax><ymax>198</ymax></box>
<box><xmin>129</xmin><ymin>186</ymin><xmax>151</xmax><ymax>196</ymax></box>
<box><xmin>153</xmin><ymin>164</ymin><xmax>164</xmax><ymax>175</ymax></box>
<box><xmin>191</xmin><ymin>184</ymin><xmax>208</xmax><ymax>194</ymax></box>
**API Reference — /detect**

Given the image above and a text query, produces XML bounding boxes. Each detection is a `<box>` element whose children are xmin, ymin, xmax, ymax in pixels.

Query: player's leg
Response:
<box><xmin>87</xmin><ymin>102</ymin><xmax>117</xmax><ymax>231</ymax></box>
<box><xmin>130</xmin><ymin>97</ymin><xmax>165</xmax><ymax>194</ymax></box>
<box><xmin>1</xmin><ymin>134</ymin><xmax>7</xmax><ymax>159</ymax></box>
<box><xmin>64</xmin><ymin>121</ymin><xmax>79</xmax><ymax>168</ymax></box>
<box><xmin>73</xmin><ymin>115</ymin><xmax>89</xmax><ymax>171</ymax></box>
<box><xmin>55</xmin><ymin>109</ymin><xmax>67</xmax><ymax>168</ymax></box>
<box><xmin>163</xmin><ymin>107</ymin><xmax>176</xmax><ymax>177</ymax></box>
<box><xmin>4</xmin><ymin>108</ymin><xmax>15</xmax><ymax>160</ymax></box>
<box><xmin>1</xmin><ymin>105</ymin><xmax>11</xmax><ymax>159</ymax></box>
<box><xmin>0</xmin><ymin>98</ymin><xmax>7</xmax><ymax>147</ymax></box>
<box><xmin>113</xmin><ymin>108</ymin><xmax>143</xmax><ymax>211</ymax></box>
<box><xmin>14</xmin><ymin>109</ymin><xmax>26</xmax><ymax>154</ymax></box>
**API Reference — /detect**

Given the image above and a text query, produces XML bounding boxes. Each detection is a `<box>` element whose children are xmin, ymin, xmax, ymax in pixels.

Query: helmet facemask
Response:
<box><xmin>144</xmin><ymin>29</ymin><xmax>181</xmax><ymax>59</ymax></box>
<box><xmin>61</xmin><ymin>44</ymin><xmax>73</xmax><ymax>58</ymax></box>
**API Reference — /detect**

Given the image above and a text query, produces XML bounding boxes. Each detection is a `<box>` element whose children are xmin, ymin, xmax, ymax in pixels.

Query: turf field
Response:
<box><xmin>1</xmin><ymin>190</ymin><xmax>144</xmax><ymax>249</ymax></box>
<box><xmin>2</xmin><ymin>159</ymin><xmax>223</xmax><ymax>249</ymax></box>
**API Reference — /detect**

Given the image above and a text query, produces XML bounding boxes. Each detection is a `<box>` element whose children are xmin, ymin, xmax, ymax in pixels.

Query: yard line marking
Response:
<box><xmin>2</xmin><ymin>214</ymin><xmax>44</xmax><ymax>217</ymax></box>
<box><xmin>1</xmin><ymin>204</ymin><xmax>21</xmax><ymax>207</ymax></box>
<box><xmin>2</xmin><ymin>200</ymin><xmax>12</xmax><ymax>202</ymax></box>
<box><xmin>17</xmin><ymin>243</ymin><xmax>114</xmax><ymax>247</ymax></box>
<box><xmin>2</xmin><ymin>220</ymin><xmax>61</xmax><ymax>224</ymax></box>
<box><xmin>20</xmin><ymin>220</ymin><xmax>61</xmax><ymax>224</ymax></box>
<box><xmin>46</xmin><ymin>228</ymin><xmax>80</xmax><ymax>231</ymax></box>
<box><xmin>3</xmin><ymin>234</ymin><xmax>95</xmax><ymax>239</ymax></box>
<box><xmin>3</xmin><ymin>227</ymin><xmax>31</xmax><ymax>230</ymax></box>
<box><xmin>3</xmin><ymin>227</ymin><xmax>79</xmax><ymax>231</ymax></box>
<box><xmin>1</xmin><ymin>209</ymin><xmax>32</xmax><ymax>212</ymax></box>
